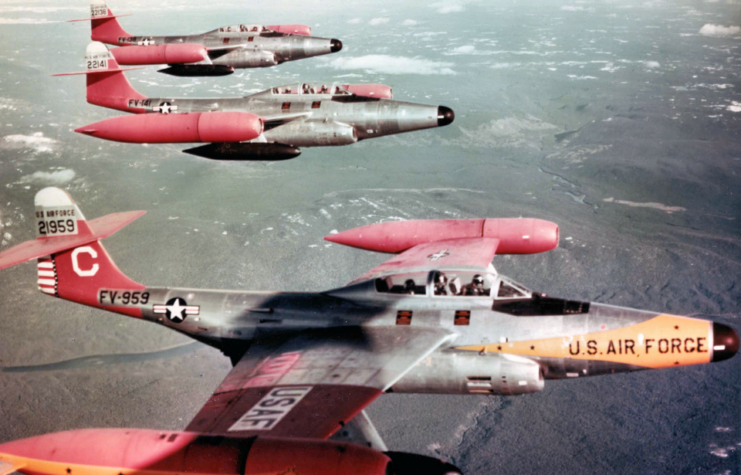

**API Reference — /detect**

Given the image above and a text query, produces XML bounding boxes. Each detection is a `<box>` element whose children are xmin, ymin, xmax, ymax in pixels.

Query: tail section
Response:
<box><xmin>53</xmin><ymin>42</ymin><xmax>146</xmax><ymax>113</ymax></box>
<box><xmin>0</xmin><ymin>188</ymin><xmax>145</xmax><ymax>317</ymax></box>
<box><xmin>70</xmin><ymin>1</ymin><xmax>133</xmax><ymax>46</ymax></box>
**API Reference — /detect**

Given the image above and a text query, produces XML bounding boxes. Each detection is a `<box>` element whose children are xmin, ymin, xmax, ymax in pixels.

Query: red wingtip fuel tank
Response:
<box><xmin>267</xmin><ymin>24</ymin><xmax>312</xmax><ymax>36</ymax></box>
<box><xmin>325</xmin><ymin>218</ymin><xmax>559</xmax><ymax>255</ymax></box>
<box><xmin>110</xmin><ymin>43</ymin><xmax>208</xmax><ymax>65</ymax></box>
<box><xmin>75</xmin><ymin>112</ymin><xmax>263</xmax><ymax>144</ymax></box>
<box><xmin>0</xmin><ymin>429</ymin><xmax>397</xmax><ymax>475</ymax></box>
<box><xmin>342</xmin><ymin>84</ymin><xmax>393</xmax><ymax>99</ymax></box>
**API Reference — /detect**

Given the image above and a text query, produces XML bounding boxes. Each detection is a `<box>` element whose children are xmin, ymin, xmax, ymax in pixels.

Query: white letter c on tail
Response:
<box><xmin>72</xmin><ymin>246</ymin><xmax>99</xmax><ymax>277</ymax></box>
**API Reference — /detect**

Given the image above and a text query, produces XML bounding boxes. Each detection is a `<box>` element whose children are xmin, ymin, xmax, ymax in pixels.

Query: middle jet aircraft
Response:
<box><xmin>55</xmin><ymin>42</ymin><xmax>455</xmax><ymax>161</ymax></box>
<box><xmin>0</xmin><ymin>188</ymin><xmax>736</xmax><ymax>461</ymax></box>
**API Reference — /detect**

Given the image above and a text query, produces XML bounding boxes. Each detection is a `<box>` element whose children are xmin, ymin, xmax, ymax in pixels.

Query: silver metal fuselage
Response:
<box><xmin>118</xmin><ymin>30</ymin><xmax>338</xmax><ymax>68</ymax></box>
<box><xmin>110</xmin><ymin>281</ymin><xmax>668</xmax><ymax>397</ymax></box>
<box><xmin>131</xmin><ymin>91</ymin><xmax>442</xmax><ymax>147</ymax></box>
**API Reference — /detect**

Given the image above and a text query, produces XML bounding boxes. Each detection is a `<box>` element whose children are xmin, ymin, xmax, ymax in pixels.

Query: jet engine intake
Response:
<box><xmin>111</xmin><ymin>43</ymin><xmax>208</xmax><ymax>65</ymax></box>
<box><xmin>75</xmin><ymin>112</ymin><xmax>263</xmax><ymax>144</ymax></box>
<box><xmin>263</xmin><ymin>120</ymin><xmax>358</xmax><ymax>147</ymax></box>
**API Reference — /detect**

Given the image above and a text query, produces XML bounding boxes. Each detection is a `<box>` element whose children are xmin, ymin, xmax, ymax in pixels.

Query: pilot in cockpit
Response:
<box><xmin>462</xmin><ymin>274</ymin><xmax>487</xmax><ymax>296</ymax></box>
<box><xmin>434</xmin><ymin>272</ymin><xmax>448</xmax><ymax>296</ymax></box>
<box><xmin>302</xmin><ymin>84</ymin><xmax>311</xmax><ymax>94</ymax></box>
<box><xmin>404</xmin><ymin>279</ymin><xmax>417</xmax><ymax>295</ymax></box>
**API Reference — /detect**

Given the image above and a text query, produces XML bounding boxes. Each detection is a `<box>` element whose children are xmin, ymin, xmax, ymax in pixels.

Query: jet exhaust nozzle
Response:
<box><xmin>712</xmin><ymin>322</ymin><xmax>739</xmax><ymax>363</ymax></box>
<box><xmin>437</xmin><ymin>106</ymin><xmax>455</xmax><ymax>127</ymax></box>
<box><xmin>331</xmin><ymin>39</ymin><xmax>343</xmax><ymax>53</ymax></box>
<box><xmin>158</xmin><ymin>64</ymin><xmax>235</xmax><ymax>77</ymax></box>
<box><xmin>183</xmin><ymin>142</ymin><xmax>302</xmax><ymax>161</ymax></box>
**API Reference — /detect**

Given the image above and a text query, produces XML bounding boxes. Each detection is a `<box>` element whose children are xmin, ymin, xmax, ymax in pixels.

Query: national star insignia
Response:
<box><xmin>427</xmin><ymin>250</ymin><xmax>450</xmax><ymax>262</ymax></box>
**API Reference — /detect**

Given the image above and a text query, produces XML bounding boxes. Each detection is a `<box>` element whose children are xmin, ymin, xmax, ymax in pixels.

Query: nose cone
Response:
<box><xmin>437</xmin><ymin>106</ymin><xmax>455</xmax><ymax>126</ymax></box>
<box><xmin>712</xmin><ymin>323</ymin><xmax>739</xmax><ymax>363</ymax></box>
<box><xmin>330</xmin><ymin>38</ymin><xmax>343</xmax><ymax>53</ymax></box>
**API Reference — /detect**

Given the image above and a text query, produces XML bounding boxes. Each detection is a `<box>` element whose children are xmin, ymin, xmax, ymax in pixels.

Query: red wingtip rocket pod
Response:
<box><xmin>324</xmin><ymin>218</ymin><xmax>559</xmax><ymax>255</ymax></box>
<box><xmin>74</xmin><ymin>111</ymin><xmax>263</xmax><ymax>144</ymax></box>
<box><xmin>0</xmin><ymin>429</ymin><xmax>459</xmax><ymax>475</ymax></box>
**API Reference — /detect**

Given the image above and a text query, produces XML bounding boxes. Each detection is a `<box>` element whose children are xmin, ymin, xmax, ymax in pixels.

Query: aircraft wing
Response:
<box><xmin>185</xmin><ymin>326</ymin><xmax>453</xmax><ymax>439</ymax></box>
<box><xmin>349</xmin><ymin>237</ymin><xmax>500</xmax><ymax>284</ymax></box>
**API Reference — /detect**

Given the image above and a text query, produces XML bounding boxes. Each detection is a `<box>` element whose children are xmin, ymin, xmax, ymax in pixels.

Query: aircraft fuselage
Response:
<box><xmin>92</xmin><ymin>280</ymin><xmax>733</xmax><ymax>397</ymax></box>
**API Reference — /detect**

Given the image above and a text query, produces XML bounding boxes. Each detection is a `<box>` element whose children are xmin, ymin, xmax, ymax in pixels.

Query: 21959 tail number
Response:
<box><xmin>39</xmin><ymin>219</ymin><xmax>76</xmax><ymax>236</ymax></box>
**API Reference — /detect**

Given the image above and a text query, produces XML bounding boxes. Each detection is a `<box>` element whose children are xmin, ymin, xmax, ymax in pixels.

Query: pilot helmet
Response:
<box><xmin>473</xmin><ymin>274</ymin><xmax>484</xmax><ymax>286</ymax></box>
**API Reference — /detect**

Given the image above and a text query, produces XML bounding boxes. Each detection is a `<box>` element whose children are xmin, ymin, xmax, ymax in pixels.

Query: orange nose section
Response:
<box><xmin>712</xmin><ymin>323</ymin><xmax>739</xmax><ymax>362</ymax></box>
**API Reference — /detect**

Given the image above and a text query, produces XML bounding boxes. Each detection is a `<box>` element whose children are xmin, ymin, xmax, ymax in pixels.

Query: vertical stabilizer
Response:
<box><xmin>90</xmin><ymin>0</ymin><xmax>132</xmax><ymax>45</ymax></box>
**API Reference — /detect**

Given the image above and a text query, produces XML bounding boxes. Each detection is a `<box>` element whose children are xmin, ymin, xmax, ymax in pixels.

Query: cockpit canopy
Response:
<box><xmin>271</xmin><ymin>83</ymin><xmax>352</xmax><ymax>96</ymax></box>
<box><xmin>218</xmin><ymin>24</ymin><xmax>270</xmax><ymax>33</ymax></box>
<box><xmin>373</xmin><ymin>270</ymin><xmax>532</xmax><ymax>299</ymax></box>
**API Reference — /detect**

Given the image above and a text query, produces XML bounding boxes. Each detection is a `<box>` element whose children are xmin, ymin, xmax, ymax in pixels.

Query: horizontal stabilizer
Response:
<box><xmin>68</xmin><ymin>13</ymin><xmax>131</xmax><ymax>22</ymax></box>
<box><xmin>52</xmin><ymin>67</ymin><xmax>143</xmax><ymax>77</ymax></box>
<box><xmin>0</xmin><ymin>211</ymin><xmax>145</xmax><ymax>270</ymax></box>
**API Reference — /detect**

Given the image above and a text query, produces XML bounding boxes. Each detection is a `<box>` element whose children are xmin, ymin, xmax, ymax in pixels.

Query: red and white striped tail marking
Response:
<box><xmin>37</xmin><ymin>258</ymin><xmax>58</xmax><ymax>297</ymax></box>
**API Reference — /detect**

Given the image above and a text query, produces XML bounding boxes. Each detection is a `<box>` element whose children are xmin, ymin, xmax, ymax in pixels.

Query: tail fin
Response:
<box><xmin>69</xmin><ymin>1</ymin><xmax>133</xmax><ymax>46</ymax></box>
<box><xmin>52</xmin><ymin>42</ymin><xmax>146</xmax><ymax>113</ymax></box>
<box><xmin>0</xmin><ymin>188</ymin><xmax>146</xmax><ymax>317</ymax></box>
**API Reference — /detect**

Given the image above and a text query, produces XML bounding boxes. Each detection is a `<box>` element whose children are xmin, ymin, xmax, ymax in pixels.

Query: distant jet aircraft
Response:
<box><xmin>70</xmin><ymin>0</ymin><xmax>342</xmax><ymax>76</ymax></box>
<box><xmin>0</xmin><ymin>188</ymin><xmax>736</xmax><ymax>470</ymax></box>
<box><xmin>55</xmin><ymin>42</ymin><xmax>455</xmax><ymax>161</ymax></box>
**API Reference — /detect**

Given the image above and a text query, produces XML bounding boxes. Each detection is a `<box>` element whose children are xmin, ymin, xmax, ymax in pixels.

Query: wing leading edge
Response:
<box><xmin>186</xmin><ymin>326</ymin><xmax>453</xmax><ymax>439</ymax></box>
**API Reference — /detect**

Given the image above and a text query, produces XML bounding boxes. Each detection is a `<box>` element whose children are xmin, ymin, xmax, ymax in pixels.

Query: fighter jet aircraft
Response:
<box><xmin>55</xmin><ymin>42</ymin><xmax>455</xmax><ymax>161</ymax></box>
<box><xmin>70</xmin><ymin>0</ymin><xmax>342</xmax><ymax>76</ymax></box>
<box><xmin>0</xmin><ymin>188</ymin><xmax>465</xmax><ymax>475</ymax></box>
<box><xmin>0</xmin><ymin>188</ymin><xmax>737</xmax><ymax>468</ymax></box>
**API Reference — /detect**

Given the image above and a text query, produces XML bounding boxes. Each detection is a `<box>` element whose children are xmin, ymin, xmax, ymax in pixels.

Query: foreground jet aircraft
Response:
<box><xmin>56</xmin><ymin>42</ymin><xmax>455</xmax><ymax>160</ymax></box>
<box><xmin>70</xmin><ymin>0</ymin><xmax>342</xmax><ymax>76</ymax></box>
<box><xmin>0</xmin><ymin>188</ymin><xmax>737</xmax><ymax>468</ymax></box>
<box><xmin>0</xmin><ymin>188</ymin><xmax>464</xmax><ymax>475</ymax></box>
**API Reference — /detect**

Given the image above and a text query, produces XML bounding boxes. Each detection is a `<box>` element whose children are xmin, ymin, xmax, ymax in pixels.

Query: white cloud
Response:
<box><xmin>20</xmin><ymin>169</ymin><xmax>76</xmax><ymax>185</ymax></box>
<box><xmin>2</xmin><ymin>132</ymin><xmax>58</xmax><ymax>153</ymax></box>
<box><xmin>369</xmin><ymin>17</ymin><xmax>390</xmax><ymax>25</ymax></box>
<box><xmin>347</xmin><ymin>18</ymin><xmax>361</xmax><ymax>24</ymax></box>
<box><xmin>0</xmin><ymin>17</ymin><xmax>59</xmax><ymax>24</ymax></box>
<box><xmin>402</xmin><ymin>19</ymin><xmax>418</xmax><ymax>26</ymax></box>
<box><xmin>430</xmin><ymin>0</ymin><xmax>480</xmax><ymax>14</ymax></box>
<box><xmin>325</xmin><ymin>55</ymin><xmax>456</xmax><ymax>75</ymax></box>
<box><xmin>699</xmin><ymin>24</ymin><xmax>741</xmax><ymax>37</ymax></box>
<box><xmin>448</xmin><ymin>45</ymin><xmax>476</xmax><ymax>54</ymax></box>
<box><xmin>644</xmin><ymin>60</ymin><xmax>661</xmax><ymax>68</ymax></box>
<box><xmin>603</xmin><ymin>197</ymin><xmax>686</xmax><ymax>214</ymax></box>
<box><xmin>561</xmin><ymin>6</ymin><xmax>585</xmax><ymax>11</ymax></box>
